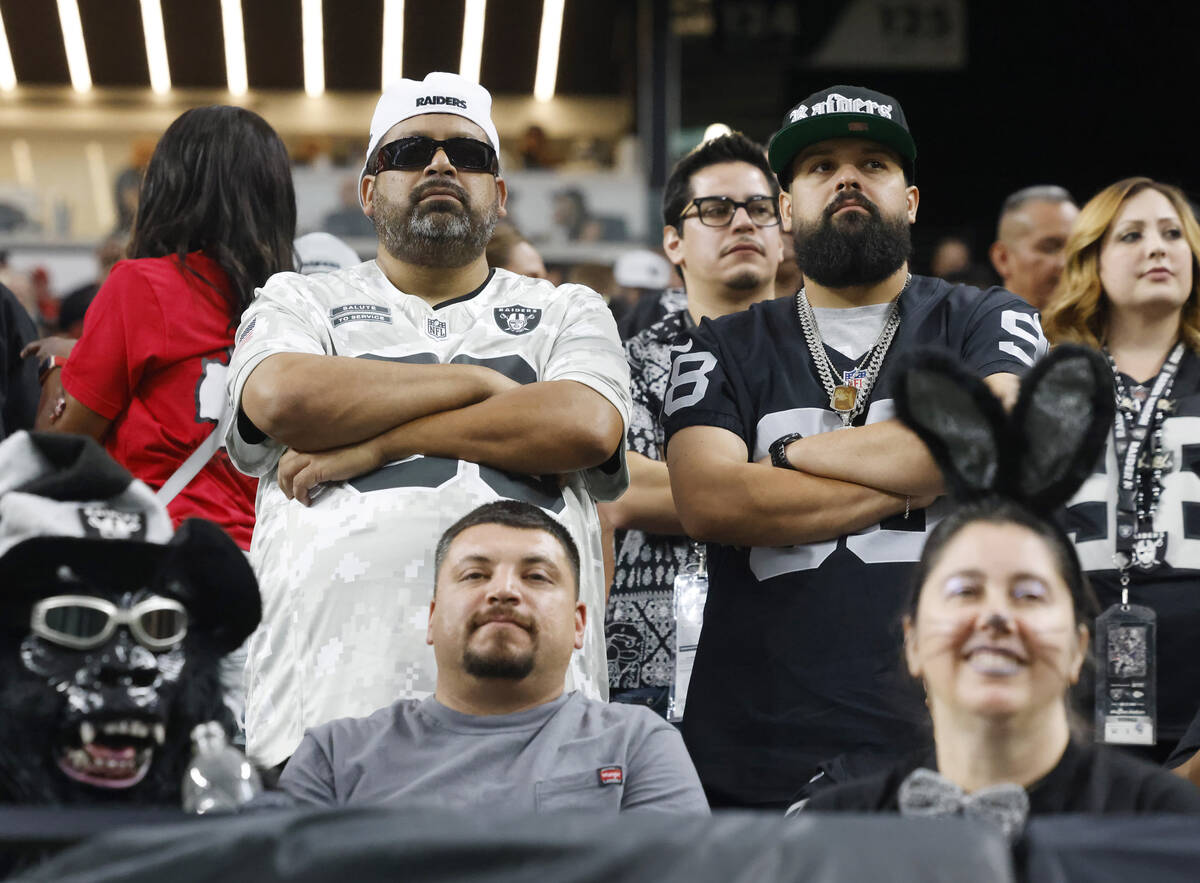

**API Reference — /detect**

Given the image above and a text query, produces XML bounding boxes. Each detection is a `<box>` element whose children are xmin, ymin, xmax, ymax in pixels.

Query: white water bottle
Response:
<box><xmin>181</xmin><ymin>721</ymin><xmax>262</xmax><ymax>814</ymax></box>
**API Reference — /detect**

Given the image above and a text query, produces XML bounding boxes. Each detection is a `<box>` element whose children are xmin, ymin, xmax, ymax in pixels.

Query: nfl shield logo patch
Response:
<box><xmin>426</xmin><ymin>316</ymin><xmax>448</xmax><ymax>339</ymax></box>
<box><xmin>494</xmin><ymin>305</ymin><xmax>542</xmax><ymax>335</ymax></box>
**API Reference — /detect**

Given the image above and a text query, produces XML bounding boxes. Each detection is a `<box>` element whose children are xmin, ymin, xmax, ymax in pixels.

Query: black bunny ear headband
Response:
<box><xmin>895</xmin><ymin>345</ymin><xmax>1115</xmax><ymax>514</ymax></box>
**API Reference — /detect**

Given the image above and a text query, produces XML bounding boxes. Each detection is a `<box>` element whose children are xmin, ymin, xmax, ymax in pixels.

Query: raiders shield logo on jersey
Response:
<box><xmin>494</xmin><ymin>305</ymin><xmax>541</xmax><ymax>335</ymax></box>
<box><xmin>78</xmin><ymin>505</ymin><xmax>146</xmax><ymax>541</ymax></box>
<box><xmin>426</xmin><ymin>317</ymin><xmax>448</xmax><ymax>340</ymax></box>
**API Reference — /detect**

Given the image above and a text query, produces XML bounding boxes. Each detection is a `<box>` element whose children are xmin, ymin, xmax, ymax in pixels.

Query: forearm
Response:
<box><xmin>670</xmin><ymin>450</ymin><xmax>908</xmax><ymax>547</ymax></box>
<box><xmin>240</xmin><ymin>352</ymin><xmax>508</xmax><ymax>451</ymax></box>
<box><xmin>369</xmin><ymin>380</ymin><xmax>624</xmax><ymax>474</ymax></box>
<box><xmin>599</xmin><ymin>452</ymin><xmax>684</xmax><ymax>535</ymax></box>
<box><xmin>782</xmin><ymin>419</ymin><xmax>943</xmax><ymax>496</ymax></box>
<box><xmin>44</xmin><ymin>387</ymin><xmax>111</xmax><ymax>442</ymax></box>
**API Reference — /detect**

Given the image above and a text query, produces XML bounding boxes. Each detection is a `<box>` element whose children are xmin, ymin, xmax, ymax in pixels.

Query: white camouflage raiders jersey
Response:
<box><xmin>225</xmin><ymin>263</ymin><xmax>631</xmax><ymax>768</ymax></box>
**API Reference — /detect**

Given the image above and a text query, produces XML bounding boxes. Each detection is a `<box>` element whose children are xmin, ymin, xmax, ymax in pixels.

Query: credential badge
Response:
<box><xmin>494</xmin><ymin>305</ymin><xmax>542</xmax><ymax>336</ymax></box>
<box><xmin>426</xmin><ymin>316</ymin><xmax>448</xmax><ymax>340</ymax></box>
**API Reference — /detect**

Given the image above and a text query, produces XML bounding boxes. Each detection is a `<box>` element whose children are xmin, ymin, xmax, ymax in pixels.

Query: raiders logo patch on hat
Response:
<box><xmin>494</xmin><ymin>305</ymin><xmax>541</xmax><ymax>335</ymax></box>
<box><xmin>78</xmin><ymin>505</ymin><xmax>146</xmax><ymax>541</ymax></box>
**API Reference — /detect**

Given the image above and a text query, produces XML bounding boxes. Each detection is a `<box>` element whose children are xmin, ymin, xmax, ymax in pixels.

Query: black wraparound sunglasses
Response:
<box><xmin>375</xmin><ymin>136</ymin><xmax>499</xmax><ymax>174</ymax></box>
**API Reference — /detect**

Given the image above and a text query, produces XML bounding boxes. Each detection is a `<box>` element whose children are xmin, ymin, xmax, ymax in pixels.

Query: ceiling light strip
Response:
<box><xmin>56</xmin><ymin>0</ymin><xmax>92</xmax><ymax>93</ymax></box>
<box><xmin>459</xmin><ymin>0</ymin><xmax>486</xmax><ymax>84</ymax></box>
<box><xmin>302</xmin><ymin>0</ymin><xmax>324</xmax><ymax>97</ymax></box>
<box><xmin>533</xmin><ymin>0</ymin><xmax>564</xmax><ymax>102</ymax></box>
<box><xmin>381</xmin><ymin>0</ymin><xmax>404</xmax><ymax>89</ymax></box>
<box><xmin>139</xmin><ymin>0</ymin><xmax>171</xmax><ymax>94</ymax></box>
<box><xmin>0</xmin><ymin>9</ymin><xmax>16</xmax><ymax>92</ymax></box>
<box><xmin>220</xmin><ymin>0</ymin><xmax>248</xmax><ymax>96</ymax></box>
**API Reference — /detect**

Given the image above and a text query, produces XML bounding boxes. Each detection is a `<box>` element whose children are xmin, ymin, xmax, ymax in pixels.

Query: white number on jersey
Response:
<box><xmin>998</xmin><ymin>309</ymin><xmax>1049</xmax><ymax>368</ymax></box>
<box><xmin>663</xmin><ymin>351</ymin><xmax>719</xmax><ymax>416</ymax></box>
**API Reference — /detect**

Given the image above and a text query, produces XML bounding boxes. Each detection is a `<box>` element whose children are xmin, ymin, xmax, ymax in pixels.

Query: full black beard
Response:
<box><xmin>374</xmin><ymin>180</ymin><xmax>498</xmax><ymax>269</ymax></box>
<box><xmin>793</xmin><ymin>194</ymin><xmax>912</xmax><ymax>288</ymax></box>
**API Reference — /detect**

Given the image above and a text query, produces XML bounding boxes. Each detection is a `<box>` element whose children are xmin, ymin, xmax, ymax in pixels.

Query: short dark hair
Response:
<box><xmin>662</xmin><ymin>133</ymin><xmax>778</xmax><ymax>231</ymax></box>
<box><xmin>485</xmin><ymin>221</ymin><xmax>529</xmax><ymax>268</ymax></box>
<box><xmin>906</xmin><ymin>498</ymin><xmax>1099</xmax><ymax>628</ymax></box>
<box><xmin>131</xmin><ymin>106</ymin><xmax>297</xmax><ymax>331</ymax></box>
<box><xmin>434</xmin><ymin>501</ymin><xmax>581</xmax><ymax>596</ymax></box>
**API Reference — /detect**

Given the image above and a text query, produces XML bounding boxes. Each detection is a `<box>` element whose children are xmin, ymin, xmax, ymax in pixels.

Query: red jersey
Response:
<box><xmin>62</xmin><ymin>252</ymin><xmax>256</xmax><ymax>549</ymax></box>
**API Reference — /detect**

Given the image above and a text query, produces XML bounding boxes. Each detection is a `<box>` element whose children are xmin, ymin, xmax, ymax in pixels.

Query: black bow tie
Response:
<box><xmin>897</xmin><ymin>767</ymin><xmax>1030</xmax><ymax>842</ymax></box>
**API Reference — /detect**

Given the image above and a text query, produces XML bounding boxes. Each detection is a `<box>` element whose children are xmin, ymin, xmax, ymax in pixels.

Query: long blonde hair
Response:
<box><xmin>1041</xmin><ymin>177</ymin><xmax>1200</xmax><ymax>351</ymax></box>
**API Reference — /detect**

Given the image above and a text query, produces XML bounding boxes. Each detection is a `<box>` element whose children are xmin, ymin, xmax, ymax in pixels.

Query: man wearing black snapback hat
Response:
<box><xmin>661</xmin><ymin>85</ymin><xmax>1050</xmax><ymax>808</ymax></box>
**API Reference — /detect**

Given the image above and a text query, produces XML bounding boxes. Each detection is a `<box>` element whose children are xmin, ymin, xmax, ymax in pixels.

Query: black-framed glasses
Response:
<box><xmin>679</xmin><ymin>195</ymin><xmax>779</xmax><ymax>228</ymax></box>
<box><xmin>375</xmin><ymin>136</ymin><xmax>499</xmax><ymax>174</ymax></box>
<box><xmin>31</xmin><ymin>595</ymin><xmax>188</xmax><ymax>652</ymax></box>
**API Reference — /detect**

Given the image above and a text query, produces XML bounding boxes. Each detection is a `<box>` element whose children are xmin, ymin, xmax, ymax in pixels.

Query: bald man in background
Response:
<box><xmin>988</xmin><ymin>185</ymin><xmax>1079</xmax><ymax>310</ymax></box>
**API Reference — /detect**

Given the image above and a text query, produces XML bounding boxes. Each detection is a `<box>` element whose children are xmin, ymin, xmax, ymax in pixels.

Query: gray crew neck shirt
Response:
<box><xmin>279</xmin><ymin>691</ymin><xmax>709</xmax><ymax>814</ymax></box>
<box><xmin>811</xmin><ymin>302</ymin><xmax>892</xmax><ymax>360</ymax></box>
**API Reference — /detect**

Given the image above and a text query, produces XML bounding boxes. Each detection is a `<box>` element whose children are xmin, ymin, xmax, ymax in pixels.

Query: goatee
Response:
<box><xmin>373</xmin><ymin>179</ymin><xmax>499</xmax><ymax>269</ymax></box>
<box><xmin>793</xmin><ymin>193</ymin><xmax>911</xmax><ymax>288</ymax></box>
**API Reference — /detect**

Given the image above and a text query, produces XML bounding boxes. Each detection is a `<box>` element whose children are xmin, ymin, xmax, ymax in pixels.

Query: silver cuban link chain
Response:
<box><xmin>794</xmin><ymin>273</ymin><xmax>910</xmax><ymax>428</ymax></box>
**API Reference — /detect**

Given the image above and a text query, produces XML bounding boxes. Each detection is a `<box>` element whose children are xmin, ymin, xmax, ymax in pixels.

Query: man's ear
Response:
<box><xmin>903</xmin><ymin>615</ymin><xmax>922</xmax><ymax>678</ymax></box>
<box><xmin>425</xmin><ymin>599</ymin><xmax>436</xmax><ymax>646</ymax></box>
<box><xmin>574</xmin><ymin>601</ymin><xmax>587</xmax><ymax>651</ymax></box>
<box><xmin>905</xmin><ymin>185</ymin><xmax>919</xmax><ymax>224</ymax></box>
<box><xmin>361</xmin><ymin>175</ymin><xmax>377</xmax><ymax>218</ymax></box>
<box><xmin>662</xmin><ymin>224</ymin><xmax>684</xmax><ymax>269</ymax></box>
<box><xmin>495</xmin><ymin>175</ymin><xmax>508</xmax><ymax>219</ymax></box>
<box><xmin>779</xmin><ymin>192</ymin><xmax>793</xmax><ymax>233</ymax></box>
<box><xmin>989</xmin><ymin>240</ymin><xmax>1010</xmax><ymax>279</ymax></box>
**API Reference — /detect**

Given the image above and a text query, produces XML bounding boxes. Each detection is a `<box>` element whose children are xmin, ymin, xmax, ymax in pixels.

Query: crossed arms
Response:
<box><xmin>241</xmin><ymin>352</ymin><xmax>624</xmax><ymax>503</ymax></box>
<box><xmin>663</xmin><ymin>373</ymin><xmax>1019</xmax><ymax>548</ymax></box>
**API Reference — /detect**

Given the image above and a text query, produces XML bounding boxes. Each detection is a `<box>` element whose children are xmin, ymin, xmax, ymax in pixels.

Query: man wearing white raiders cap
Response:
<box><xmin>225</xmin><ymin>71</ymin><xmax>631</xmax><ymax>770</ymax></box>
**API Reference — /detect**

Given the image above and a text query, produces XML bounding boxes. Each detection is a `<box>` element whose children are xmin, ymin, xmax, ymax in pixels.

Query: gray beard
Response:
<box><xmin>374</xmin><ymin>188</ymin><xmax>499</xmax><ymax>269</ymax></box>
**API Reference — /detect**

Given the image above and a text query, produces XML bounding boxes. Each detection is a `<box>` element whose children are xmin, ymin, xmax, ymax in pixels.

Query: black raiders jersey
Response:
<box><xmin>1062</xmin><ymin>348</ymin><xmax>1200</xmax><ymax>743</ymax></box>
<box><xmin>660</xmin><ymin>275</ymin><xmax>1045</xmax><ymax>807</ymax></box>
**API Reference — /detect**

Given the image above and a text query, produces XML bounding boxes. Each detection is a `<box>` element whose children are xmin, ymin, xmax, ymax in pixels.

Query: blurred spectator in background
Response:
<box><xmin>613</xmin><ymin>250</ymin><xmax>674</xmax><ymax>339</ymax></box>
<box><xmin>567</xmin><ymin>262</ymin><xmax>620</xmax><ymax>315</ymax></box>
<box><xmin>603</xmin><ymin>133</ymin><xmax>783</xmax><ymax>716</ymax></box>
<box><xmin>930</xmin><ymin>234</ymin><xmax>972</xmax><ymax>278</ymax></box>
<box><xmin>0</xmin><ymin>252</ymin><xmax>37</xmax><ymax>327</ymax></box>
<box><xmin>321</xmin><ymin>175</ymin><xmax>378</xmax><ymax>240</ymax></box>
<box><xmin>486</xmin><ymin>221</ymin><xmax>548</xmax><ymax>279</ymax></box>
<box><xmin>55</xmin><ymin>235</ymin><xmax>128</xmax><ymax>338</ymax></box>
<box><xmin>1</xmin><ymin>284</ymin><xmax>39</xmax><ymax>441</ymax></box>
<box><xmin>294</xmin><ymin>231</ymin><xmax>362</xmax><ymax>276</ymax></box>
<box><xmin>990</xmin><ymin>185</ymin><xmax>1079</xmax><ymax>310</ymax></box>
<box><xmin>517</xmin><ymin>124</ymin><xmax>554</xmax><ymax>169</ymax></box>
<box><xmin>551</xmin><ymin>188</ymin><xmax>626</xmax><ymax>243</ymax></box>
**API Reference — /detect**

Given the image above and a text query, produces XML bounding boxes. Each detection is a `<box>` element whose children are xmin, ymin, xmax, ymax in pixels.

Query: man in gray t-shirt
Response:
<box><xmin>279</xmin><ymin>501</ymin><xmax>708</xmax><ymax>813</ymax></box>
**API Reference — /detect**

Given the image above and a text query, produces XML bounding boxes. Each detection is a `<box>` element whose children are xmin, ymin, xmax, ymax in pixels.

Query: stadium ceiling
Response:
<box><xmin>0</xmin><ymin>0</ymin><xmax>636</xmax><ymax>99</ymax></box>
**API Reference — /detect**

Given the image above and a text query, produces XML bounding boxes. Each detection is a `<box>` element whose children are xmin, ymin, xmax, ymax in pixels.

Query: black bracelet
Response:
<box><xmin>769</xmin><ymin>432</ymin><xmax>803</xmax><ymax>469</ymax></box>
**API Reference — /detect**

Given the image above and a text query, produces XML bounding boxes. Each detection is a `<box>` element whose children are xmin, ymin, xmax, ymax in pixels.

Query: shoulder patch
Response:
<box><xmin>494</xmin><ymin>305</ymin><xmax>542</xmax><ymax>335</ymax></box>
<box><xmin>330</xmin><ymin>304</ymin><xmax>392</xmax><ymax>327</ymax></box>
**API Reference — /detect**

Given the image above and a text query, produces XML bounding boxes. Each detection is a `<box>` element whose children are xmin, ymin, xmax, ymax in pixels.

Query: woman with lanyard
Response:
<box><xmin>1042</xmin><ymin>177</ymin><xmax>1200</xmax><ymax>765</ymax></box>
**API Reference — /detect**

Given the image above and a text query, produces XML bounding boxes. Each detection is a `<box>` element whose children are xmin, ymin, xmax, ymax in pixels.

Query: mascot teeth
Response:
<box><xmin>153</xmin><ymin>724</ymin><xmax>165</xmax><ymax>746</ymax></box>
<box><xmin>80</xmin><ymin>721</ymin><xmax>96</xmax><ymax>745</ymax></box>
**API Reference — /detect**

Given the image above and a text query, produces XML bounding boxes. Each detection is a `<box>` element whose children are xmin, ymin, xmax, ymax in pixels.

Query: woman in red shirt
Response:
<box><xmin>40</xmin><ymin>105</ymin><xmax>296</xmax><ymax>551</ymax></box>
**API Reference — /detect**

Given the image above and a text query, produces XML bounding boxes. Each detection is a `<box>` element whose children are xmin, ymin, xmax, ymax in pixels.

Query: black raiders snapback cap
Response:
<box><xmin>768</xmin><ymin>85</ymin><xmax>917</xmax><ymax>186</ymax></box>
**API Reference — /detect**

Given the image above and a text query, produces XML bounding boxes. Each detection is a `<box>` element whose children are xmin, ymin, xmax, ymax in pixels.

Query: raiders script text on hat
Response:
<box><xmin>789</xmin><ymin>94</ymin><xmax>894</xmax><ymax>123</ymax></box>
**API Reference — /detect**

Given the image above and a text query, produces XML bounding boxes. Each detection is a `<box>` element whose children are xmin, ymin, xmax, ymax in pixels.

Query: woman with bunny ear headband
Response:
<box><xmin>803</xmin><ymin>346</ymin><xmax>1200</xmax><ymax>835</ymax></box>
<box><xmin>1042</xmin><ymin>178</ymin><xmax>1200</xmax><ymax>766</ymax></box>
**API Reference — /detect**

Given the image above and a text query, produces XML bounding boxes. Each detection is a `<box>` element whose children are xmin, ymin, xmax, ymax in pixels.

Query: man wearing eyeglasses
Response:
<box><xmin>660</xmin><ymin>86</ymin><xmax>1049</xmax><ymax>809</ymax></box>
<box><xmin>225</xmin><ymin>72</ymin><xmax>631</xmax><ymax>772</ymax></box>
<box><xmin>602</xmin><ymin>133</ymin><xmax>783</xmax><ymax>717</ymax></box>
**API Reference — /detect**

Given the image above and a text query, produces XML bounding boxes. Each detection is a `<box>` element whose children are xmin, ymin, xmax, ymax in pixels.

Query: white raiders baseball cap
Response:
<box><xmin>359</xmin><ymin>71</ymin><xmax>501</xmax><ymax>206</ymax></box>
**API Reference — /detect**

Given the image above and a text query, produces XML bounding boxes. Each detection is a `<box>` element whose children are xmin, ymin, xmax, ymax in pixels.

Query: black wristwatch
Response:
<box><xmin>769</xmin><ymin>432</ymin><xmax>803</xmax><ymax>469</ymax></box>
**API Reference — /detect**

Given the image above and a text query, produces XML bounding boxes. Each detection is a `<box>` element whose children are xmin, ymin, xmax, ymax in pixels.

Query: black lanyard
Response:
<box><xmin>1109</xmin><ymin>343</ymin><xmax>1183</xmax><ymax>582</ymax></box>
